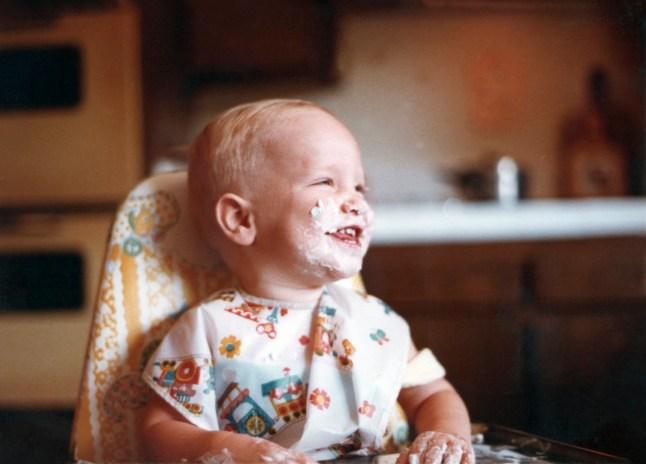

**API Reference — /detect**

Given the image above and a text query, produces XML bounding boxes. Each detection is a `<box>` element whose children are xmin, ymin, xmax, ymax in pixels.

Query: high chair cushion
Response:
<box><xmin>70</xmin><ymin>171</ymin><xmax>235</xmax><ymax>462</ymax></box>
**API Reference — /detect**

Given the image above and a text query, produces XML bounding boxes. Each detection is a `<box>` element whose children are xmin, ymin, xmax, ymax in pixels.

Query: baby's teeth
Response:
<box><xmin>328</xmin><ymin>227</ymin><xmax>359</xmax><ymax>237</ymax></box>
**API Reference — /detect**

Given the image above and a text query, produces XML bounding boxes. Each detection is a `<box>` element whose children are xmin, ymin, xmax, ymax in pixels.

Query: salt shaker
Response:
<box><xmin>496</xmin><ymin>156</ymin><xmax>519</xmax><ymax>207</ymax></box>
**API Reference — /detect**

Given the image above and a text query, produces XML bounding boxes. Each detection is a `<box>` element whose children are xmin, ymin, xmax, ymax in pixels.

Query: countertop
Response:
<box><xmin>370</xmin><ymin>197</ymin><xmax>646</xmax><ymax>245</ymax></box>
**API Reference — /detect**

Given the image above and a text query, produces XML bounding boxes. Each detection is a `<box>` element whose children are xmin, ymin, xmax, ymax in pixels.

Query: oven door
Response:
<box><xmin>0</xmin><ymin>212</ymin><xmax>112</xmax><ymax>407</ymax></box>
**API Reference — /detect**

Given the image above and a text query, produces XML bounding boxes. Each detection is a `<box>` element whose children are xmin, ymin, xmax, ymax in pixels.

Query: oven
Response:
<box><xmin>0</xmin><ymin>212</ymin><xmax>113</xmax><ymax>407</ymax></box>
<box><xmin>0</xmin><ymin>6</ymin><xmax>142</xmax><ymax>209</ymax></box>
<box><xmin>0</xmin><ymin>3</ymin><xmax>142</xmax><ymax>409</ymax></box>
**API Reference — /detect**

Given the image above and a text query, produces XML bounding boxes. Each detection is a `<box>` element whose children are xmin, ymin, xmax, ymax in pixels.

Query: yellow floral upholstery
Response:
<box><xmin>69</xmin><ymin>170</ymin><xmax>362</xmax><ymax>463</ymax></box>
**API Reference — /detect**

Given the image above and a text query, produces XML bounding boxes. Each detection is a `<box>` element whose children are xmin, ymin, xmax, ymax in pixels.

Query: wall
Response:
<box><xmin>181</xmin><ymin>5</ymin><xmax>643</xmax><ymax>203</ymax></box>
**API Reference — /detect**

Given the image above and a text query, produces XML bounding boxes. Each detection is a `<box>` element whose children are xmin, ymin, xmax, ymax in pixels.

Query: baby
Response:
<box><xmin>142</xmin><ymin>99</ymin><xmax>475</xmax><ymax>464</ymax></box>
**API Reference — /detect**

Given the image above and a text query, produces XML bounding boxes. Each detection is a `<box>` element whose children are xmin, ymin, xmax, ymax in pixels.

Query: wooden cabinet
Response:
<box><xmin>532</xmin><ymin>237</ymin><xmax>646</xmax><ymax>307</ymax></box>
<box><xmin>363</xmin><ymin>242</ymin><xmax>529</xmax><ymax>427</ymax></box>
<box><xmin>182</xmin><ymin>0</ymin><xmax>337</xmax><ymax>81</ymax></box>
<box><xmin>364</xmin><ymin>242</ymin><xmax>528</xmax><ymax>309</ymax></box>
<box><xmin>362</xmin><ymin>236</ymin><xmax>646</xmax><ymax>458</ymax></box>
<box><xmin>525</xmin><ymin>237</ymin><xmax>646</xmax><ymax>458</ymax></box>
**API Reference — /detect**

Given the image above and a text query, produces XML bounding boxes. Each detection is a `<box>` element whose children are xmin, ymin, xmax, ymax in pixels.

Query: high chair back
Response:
<box><xmin>69</xmin><ymin>170</ymin><xmax>362</xmax><ymax>463</ymax></box>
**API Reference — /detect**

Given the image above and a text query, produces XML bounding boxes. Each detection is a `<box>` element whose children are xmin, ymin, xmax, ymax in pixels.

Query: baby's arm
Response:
<box><xmin>396</xmin><ymin>343</ymin><xmax>475</xmax><ymax>464</ymax></box>
<box><xmin>141</xmin><ymin>394</ymin><xmax>316</xmax><ymax>463</ymax></box>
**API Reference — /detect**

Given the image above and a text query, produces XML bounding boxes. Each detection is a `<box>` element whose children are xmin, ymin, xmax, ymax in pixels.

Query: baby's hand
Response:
<box><xmin>252</xmin><ymin>440</ymin><xmax>316</xmax><ymax>464</ymax></box>
<box><xmin>198</xmin><ymin>436</ymin><xmax>317</xmax><ymax>464</ymax></box>
<box><xmin>396</xmin><ymin>431</ymin><xmax>475</xmax><ymax>464</ymax></box>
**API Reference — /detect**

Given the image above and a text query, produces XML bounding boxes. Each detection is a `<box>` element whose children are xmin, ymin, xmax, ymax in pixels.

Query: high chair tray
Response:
<box><xmin>322</xmin><ymin>423</ymin><xmax>629</xmax><ymax>463</ymax></box>
<box><xmin>468</xmin><ymin>423</ymin><xmax>628</xmax><ymax>463</ymax></box>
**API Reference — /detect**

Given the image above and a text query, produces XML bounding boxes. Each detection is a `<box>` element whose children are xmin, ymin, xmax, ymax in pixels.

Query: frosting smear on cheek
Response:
<box><xmin>298</xmin><ymin>198</ymin><xmax>372</xmax><ymax>279</ymax></box>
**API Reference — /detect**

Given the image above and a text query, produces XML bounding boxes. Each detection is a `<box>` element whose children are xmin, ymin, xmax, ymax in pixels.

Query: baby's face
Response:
<box><xmin>250</xmin><ymin>107</ymin><xmax>373</xmax><ymax>287</ymax></box>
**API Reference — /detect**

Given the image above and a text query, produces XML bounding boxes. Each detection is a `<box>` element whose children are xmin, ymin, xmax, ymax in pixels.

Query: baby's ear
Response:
<box><xmin>215</xmin><ymin>193</ymin><xmax>256</xmax><ymax>246</ymax></box>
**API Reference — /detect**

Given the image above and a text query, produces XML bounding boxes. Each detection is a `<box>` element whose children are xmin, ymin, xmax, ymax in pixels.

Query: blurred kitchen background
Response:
<box><xmin>1</xmin><ymin>0</ymin><xmax>645</xmax><ymax>462</ymax></box>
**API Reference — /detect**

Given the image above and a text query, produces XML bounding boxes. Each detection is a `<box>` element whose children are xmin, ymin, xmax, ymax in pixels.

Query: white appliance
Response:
<box><xmin>0</xmin><ymin>213</ymin><xmax>113</xmax><ymax>407</ymax></box>
<box><xmin>0</xmin><ymin>6</ymin><xmax>143</xmax><ymax>209</ymax></box>
<box><xmin>0</xmin><ymin>5</ymin><xmax>143</xmax><ymax>407</ymax></box>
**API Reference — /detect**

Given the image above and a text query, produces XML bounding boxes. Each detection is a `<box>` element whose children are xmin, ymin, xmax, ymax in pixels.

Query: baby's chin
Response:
<box><xmin>298</xmin><ymin>239</ymin><xmax>367</xmax><ymax>285</ymax></box>
<box><xmin>309</xmin><ymin>258</ymin><xmax>363</xmax><ymax>285</ymax></box>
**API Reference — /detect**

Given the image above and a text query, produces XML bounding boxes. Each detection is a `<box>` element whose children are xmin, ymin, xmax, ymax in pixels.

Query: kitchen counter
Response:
<box><xmin>371</xmin><ymin>197</ymin><xmax>646</xmax><ymax>245</ymax></box>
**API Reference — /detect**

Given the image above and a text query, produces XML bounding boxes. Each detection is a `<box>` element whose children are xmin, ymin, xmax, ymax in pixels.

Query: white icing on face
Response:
<box><xmin>299</xmin><ymin>197</ymin><xmax>373</xmax><ymax>280</ymax></box>
<box><xmin>310</xmin><ymin>199</ymin><xmax>323</xmax><ymax>218</ymax></box>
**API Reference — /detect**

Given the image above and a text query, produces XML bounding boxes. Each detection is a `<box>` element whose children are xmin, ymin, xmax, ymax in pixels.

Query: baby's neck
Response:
<box><xmin>237</xmin><ymin>279</ymin><xmax>325</xmax><ymax>304</ymax></box>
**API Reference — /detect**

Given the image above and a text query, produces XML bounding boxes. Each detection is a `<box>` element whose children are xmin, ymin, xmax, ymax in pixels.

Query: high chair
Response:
<box><xmin>69</xmin><ymin>170</ymin><xmax>362</xmax><ymax>463</ymax></box>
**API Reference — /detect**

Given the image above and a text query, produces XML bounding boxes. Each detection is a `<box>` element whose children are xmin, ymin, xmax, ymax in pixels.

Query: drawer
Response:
<box><xmin>532</xmin><ymin>237</ymin><xmax>646</xmax><ymax>304</ymax></box>
<box><xmin>363</xmin><ymin>243</ymin><xmax>527</xmax><ymax>311</ymax></box>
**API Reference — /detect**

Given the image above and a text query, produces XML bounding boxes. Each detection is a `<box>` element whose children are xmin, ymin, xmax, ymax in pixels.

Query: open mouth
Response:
<box><xmin>326</xmin><ymin>226</ymin><xmax>364</xmax><ymax>246</ymax></box>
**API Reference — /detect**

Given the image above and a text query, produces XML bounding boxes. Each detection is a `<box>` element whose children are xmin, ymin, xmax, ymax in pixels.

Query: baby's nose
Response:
<box><xmin>341</xmin><ymin>197</ymin><xmax>369</xmax><ymax>215</ymax></box>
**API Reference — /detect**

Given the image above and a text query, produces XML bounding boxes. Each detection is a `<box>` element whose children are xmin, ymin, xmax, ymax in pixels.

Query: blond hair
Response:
<box><xmin>188</xmin><ymin>98</ymin><xmax>326</xmax><ymax>246</ymax></box>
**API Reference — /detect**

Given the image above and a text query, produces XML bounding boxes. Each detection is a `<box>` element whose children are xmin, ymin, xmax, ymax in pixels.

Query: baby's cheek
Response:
<box><xmin>309</xmin><ymin>197</ymin><xmax>344</xmax><ymax>231</ymax></box>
